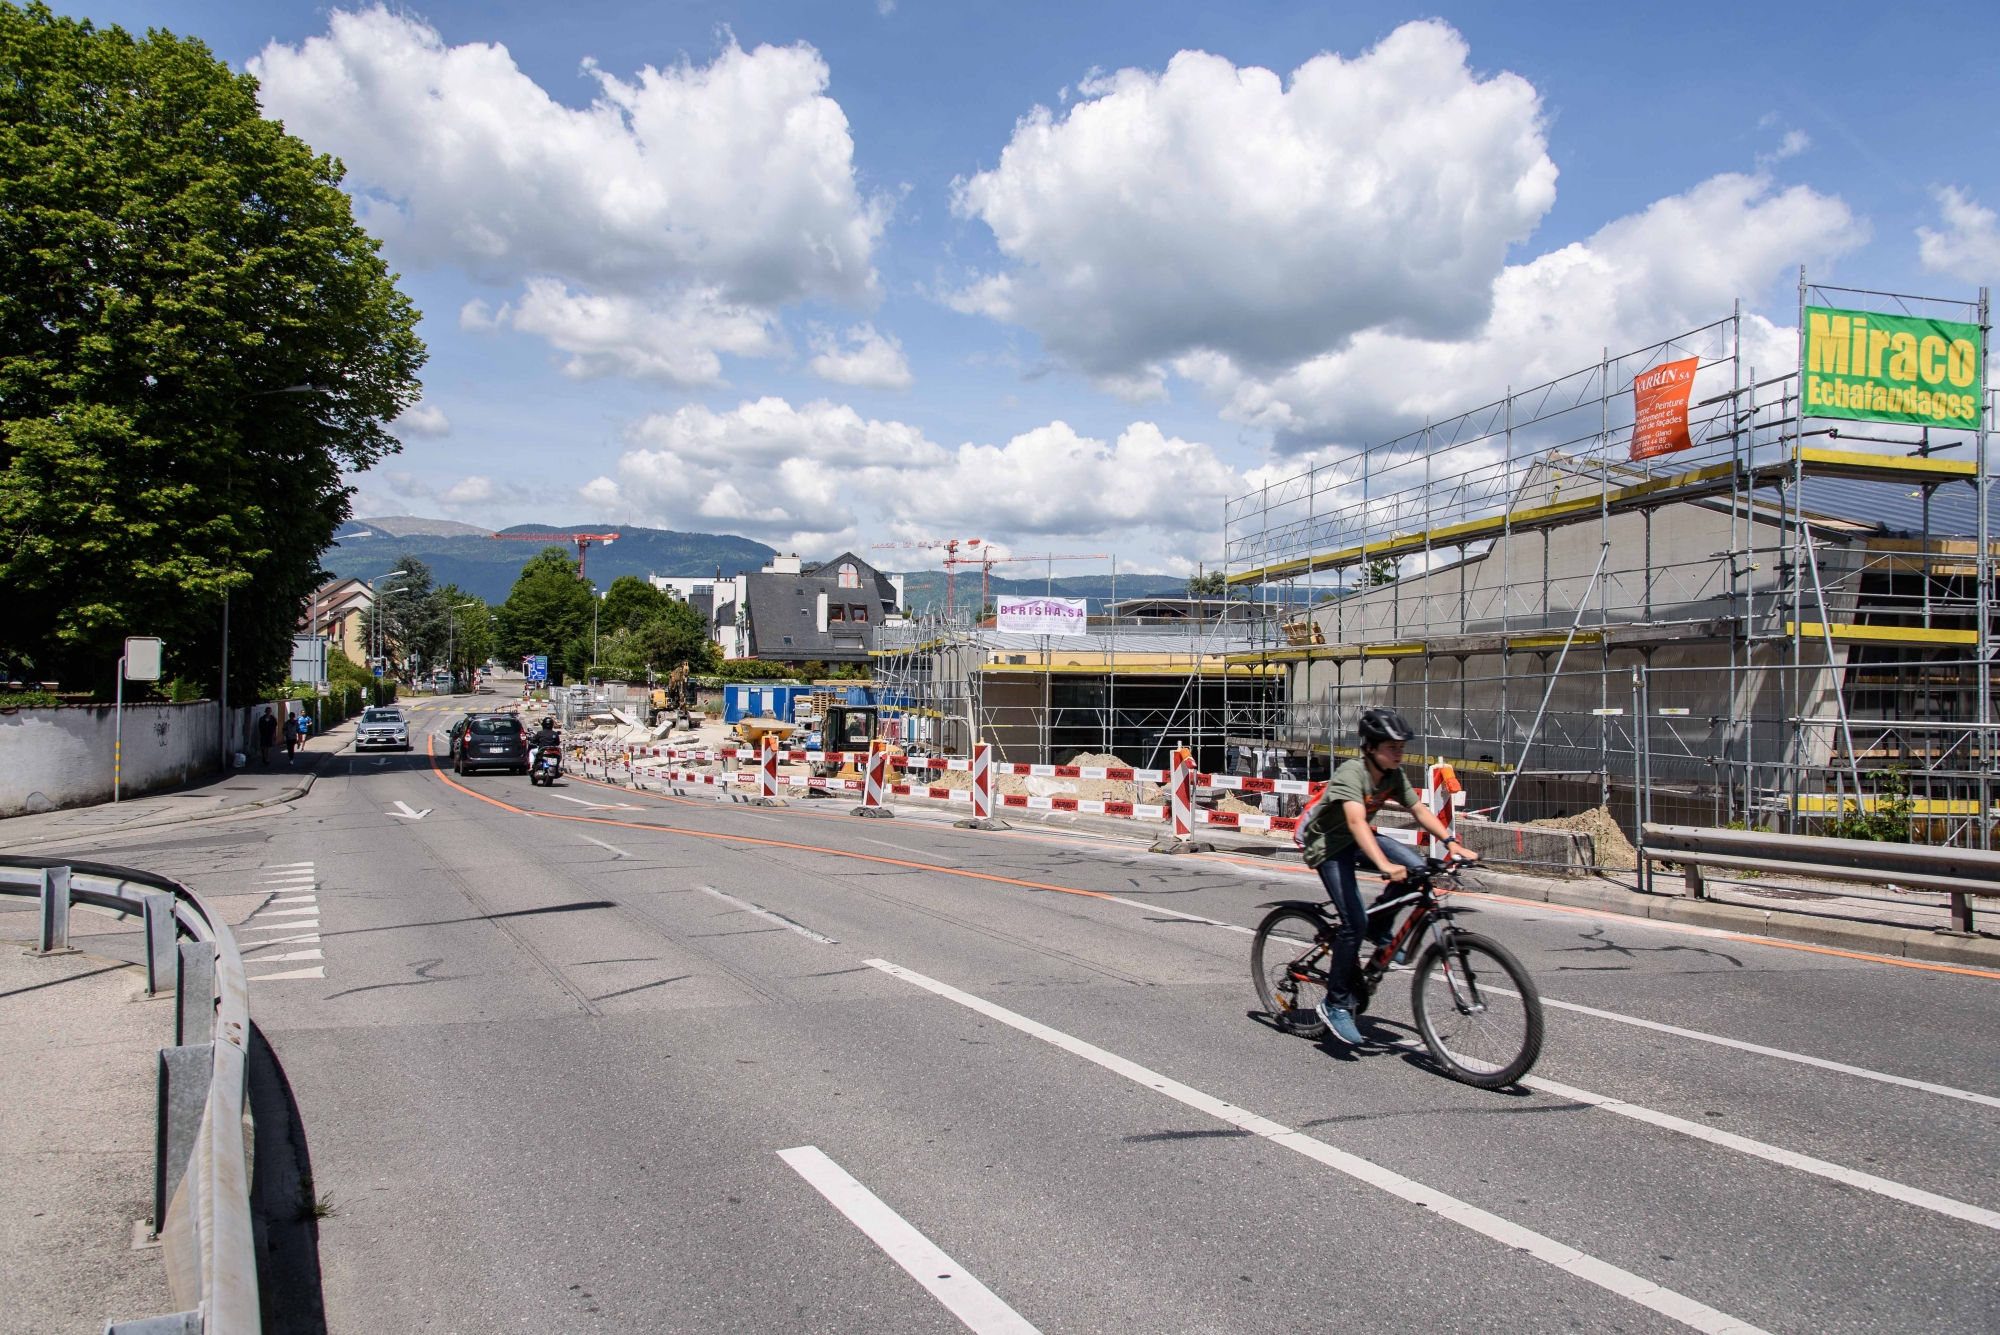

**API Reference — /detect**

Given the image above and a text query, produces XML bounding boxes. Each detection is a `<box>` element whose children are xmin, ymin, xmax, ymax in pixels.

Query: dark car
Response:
<box><xmin>449</xmin><ymin>712</ymin><xmax>527</xmax><ymax>775</ymax></box>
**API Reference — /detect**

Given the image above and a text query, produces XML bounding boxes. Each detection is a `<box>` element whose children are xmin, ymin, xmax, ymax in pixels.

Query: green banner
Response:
<box><xmin>1802</xmin><ymin>304</ymin><xmax>1983</xmax><ymax>426</ymax></box>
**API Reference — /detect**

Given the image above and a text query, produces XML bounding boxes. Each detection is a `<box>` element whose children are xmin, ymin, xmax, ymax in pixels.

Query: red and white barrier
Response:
<box><xmin>971</xmin><ymin>743</ymin><xmax>993</xmax><ymax>821</ymax></box>
<box><xmin>1169</xmin><ymin>748</ymin><xmax>1194</xmax><ymax>839</ymax></box>
<box><xmin>759</xmin><ymin>738</ymin><xmax>780</xmax><ymax>800</ymax></box>
<box><xmin>1420</xmin><ymin>762</ymin><xmax>1463</xmax><ymax>849</ymax></box>
<box><xmin>860</xmin><ymin>745</ymin><xmax>889</xmax><ymax>812</ymax></box>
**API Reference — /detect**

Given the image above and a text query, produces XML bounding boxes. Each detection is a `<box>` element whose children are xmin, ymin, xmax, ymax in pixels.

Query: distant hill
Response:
<box><xmin>322</xmin><ymin>521</ymin><xmax>778</xmax><ymax>602</ymax></box>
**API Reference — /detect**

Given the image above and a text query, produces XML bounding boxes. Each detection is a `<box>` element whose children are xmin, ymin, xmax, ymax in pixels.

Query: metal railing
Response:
<box><xmin>0</xmin><ymin>855</ymin><xmax>259</xmax><ymax>1334</ymax></box>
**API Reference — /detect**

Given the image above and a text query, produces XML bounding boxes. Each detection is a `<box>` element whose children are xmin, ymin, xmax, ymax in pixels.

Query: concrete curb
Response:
<box><xmin>1463</xmin><ymin>866</ymin><xmax>2000</xmax><ymax>971</ymax></box>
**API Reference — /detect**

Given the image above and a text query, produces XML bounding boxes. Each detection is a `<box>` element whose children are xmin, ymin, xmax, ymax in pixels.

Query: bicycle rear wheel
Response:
<box><xmin>1410</xmin><ymin>931</ymin><xmax>1543</xmax><ymax>1089</ymax></box>
<box><xmin>1252</xmin><ymin>907</ymin><xmax>1332</xmax><ymax>1038</ymax></box>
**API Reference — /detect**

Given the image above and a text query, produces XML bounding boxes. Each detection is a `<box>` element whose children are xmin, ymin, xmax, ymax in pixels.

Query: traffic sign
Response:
<box><xmin>525</xmin><ymin>655</ymin><xmax>549</xmax><ymax>683</ymax></box>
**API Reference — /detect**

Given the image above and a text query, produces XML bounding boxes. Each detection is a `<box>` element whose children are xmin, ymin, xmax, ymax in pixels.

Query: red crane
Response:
<box><xmin>872</xmin><ymin>537</ymin><xmax>987</xmax><ymax>617</ymax></box>
<box><xmin>954</xmin><ymin>552</ymin><xmax>1108</xmax><ymax>620</ymax></box>
<box><xmin>491</xmin><ymin>531</ymin><xmax>620</xmax><ymax>582</ymax></box>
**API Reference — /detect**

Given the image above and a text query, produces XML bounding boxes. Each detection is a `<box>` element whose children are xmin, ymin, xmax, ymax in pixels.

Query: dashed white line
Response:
<box><xmin>248</xmin><ymin>966</ymin><xmax>325</xmax><ymax>982</ymax></box>
<box><xmin>577</xmin><ymin>834</ymin><xmax>632</xmax><ymax>859</ymax></box>
<box><xmin>242</xmin><ymin>919</ymin><xmax>319</xmax><ymax>932</ymax></box>
<box><xmin>1522</xmin><ymin>1074</ymin><xmax>2000</xmax><ymax>1232</ymax></box>
<box><xmin>240</xmin><ymin>949</ymin><xmax>323</xmax><ymax>963</ymax></box>
<box><xmin>698</xmin><ymin>885</ymin><xmax>838</xmax><ymax>944</ymax></box>
<box><xmin>865</xmin><ymin>958</ymin><xmax>1766</xmax><ymax>1335</ymax></box>
<box><xmin>778</xmin><ymin>1145</ymin><xmax>1042</xmax><ymax>1335</ymax></box>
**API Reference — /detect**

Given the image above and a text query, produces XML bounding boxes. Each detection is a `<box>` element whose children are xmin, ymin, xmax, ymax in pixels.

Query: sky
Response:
<box><xmin>60</xmin><ymin>1</ymin><xmax>2000</xmax><ymax>574</ymax></box>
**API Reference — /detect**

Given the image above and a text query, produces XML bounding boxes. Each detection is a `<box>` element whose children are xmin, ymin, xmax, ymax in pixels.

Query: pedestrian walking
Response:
<box><xmin>283</xmin><ymin>708</ymin><xmax>299</xmax><ymax>760</ymax></box>
<box><xmin>256</xmin><ymin>707</ymin><xmax>278</xmax><ymax>765</ymax></box>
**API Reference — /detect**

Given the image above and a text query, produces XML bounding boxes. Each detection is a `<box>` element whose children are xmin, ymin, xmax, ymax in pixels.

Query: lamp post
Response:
<box><xmin>370</xmin><ymin>569</ymin><xmax>410</xmax><ymax>676</ymax></box>
<box><xmin>447</xmin><ymin>600</ymin><xmax>478</xmax><ymax>694</ymax></box>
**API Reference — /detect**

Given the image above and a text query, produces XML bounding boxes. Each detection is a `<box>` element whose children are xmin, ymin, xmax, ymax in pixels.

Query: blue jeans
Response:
<box><xmin>1314</xmin><ymin>834</ymin><xmax>1427</xmax><ymax>1011</ymax></box>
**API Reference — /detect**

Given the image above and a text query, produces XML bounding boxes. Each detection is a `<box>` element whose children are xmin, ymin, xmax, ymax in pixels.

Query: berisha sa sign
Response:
<box><xmin>1802</xmin><ymin>305</ymin><xmax>1983</xmax><ymax>427</ymax></box>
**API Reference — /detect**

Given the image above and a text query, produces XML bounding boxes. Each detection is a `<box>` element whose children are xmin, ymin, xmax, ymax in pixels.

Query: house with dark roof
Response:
<box><xmin>705</xmin><ymin>553</ymin><xmax>905</xmax><ymax>663</ymax></box>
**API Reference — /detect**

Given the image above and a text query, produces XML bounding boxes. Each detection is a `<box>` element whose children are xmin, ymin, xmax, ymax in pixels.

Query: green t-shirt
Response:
<box><xmin>1299</xmin><ymin>756</ymin><xmax>1418</xmax><ymax>868</ymax></box>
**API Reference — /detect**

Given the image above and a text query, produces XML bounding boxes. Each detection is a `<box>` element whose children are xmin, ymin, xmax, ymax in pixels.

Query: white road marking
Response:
<box><xmin>551</xmin><ymin>794</ymin><xmax>640</xmax><ymax>810</ymax></box>
<box><xmin>248</xmin><ymin>966</ymin><xmax>325</xmax><ymax>981</ymax></box>
<box><xmin>242</xmin><ymin>932</ymin><xmax>319</xmax><ymax>946</ymax></box>
<box><xmin>698</xmin><ymin>885</ymin><xmax>838</xmax><ymax>944</ymax></box>
<box><xmin>577</xmin><ymin>835</ymin><xmax>632</xmax><ymax>859</ymax></box>
<box><xmin>778</xmin><ymin>1146</ymin><xmax>1042</xmax><ymax>1335</ymax></box>
<box><xmin>386</xmin><ymin>800</ymin><xmax>432</xmax><ymax>820</ymax></box>
<box><xmin>1484</xmin><ymin>987</ymin><xmax>2000</xmax><ymax>1112</ymax></box>
<box><xmin>262</xmin><ymin>862</ymin><xmax>314</xmax><ymax>869</ymax></box>
<box><xmin>866</xmin><ymin>958</ymin><xmax>1767</xmax><ymax>1335</ymax></box>
<box><xmin>258</xmin><ymin>874</ymin><xmax>316</xmax><ymax>883</ymax></box>
<box><xmin>854</xmin><ymin>836</ymin><xmax>953</xmax><ymax>859</ymax></box>
<box><xmin>242</xmin><ymin>919</ymin><xmax>318</xmax><ymax>932</ymax></box>
<box><xmin>269</xmin><ymin>895</ymin><xmax>317</xmax><ymax>905</ymax></box>
<box><xmin>1104</xmin><ymin>895</ymin><xmax>1255</xmax><ymax>934</ymax></box>
<box><xmin>240</xmin><ymin>949</ymin><xmax>323</xmax><ymax>963</ymax></box>
<box><xmin>1522</xmin><ymin>1075</ymin><xmax>2000</xmax><ymax>1232</ymax></box>
<box><xmin>257</xmin><ymin>907</ymin><xmax>320</xmax><ymax>918</ymax></box>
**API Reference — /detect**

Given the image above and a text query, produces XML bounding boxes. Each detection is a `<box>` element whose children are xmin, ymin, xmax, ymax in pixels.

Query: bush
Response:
<box><xmin>1819</xmin><ymin>767</ymin><xmax>1913</xmax><ymax>843</ymax></box>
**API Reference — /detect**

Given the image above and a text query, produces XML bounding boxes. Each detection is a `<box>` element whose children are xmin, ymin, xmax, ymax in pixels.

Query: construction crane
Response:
<box><xmin>491</xmin><ymin>530</ymin><xmax>620</xmax><ymax>582</ymax></box>
<box><xmin>953</xmin><ymin>552</ymin><xmax>1108</xmax><ymax>620</ymax></box>
<box><xmin>872</xmin><ymin>537</ymin><xmax>987</xmax><ymax>617</ymax></box>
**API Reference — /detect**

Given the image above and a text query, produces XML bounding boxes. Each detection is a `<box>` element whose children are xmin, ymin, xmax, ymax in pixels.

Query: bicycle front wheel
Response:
<box><xmin>1411</xmin><ymin>931</ymin><xmax>1543</xmax><ymax>1089</ymax></box>
<box><xmin>1252</xmin><ymin>907</ymin><xmax>1332</xmax><ymax>1038</ymax></box>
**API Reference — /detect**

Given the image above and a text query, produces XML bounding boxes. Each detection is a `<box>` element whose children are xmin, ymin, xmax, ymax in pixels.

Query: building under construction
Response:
<box><xmin>1220</xmin><ymin>283</ymin><xmax>1995</xmax><ymax>848</ymax></box>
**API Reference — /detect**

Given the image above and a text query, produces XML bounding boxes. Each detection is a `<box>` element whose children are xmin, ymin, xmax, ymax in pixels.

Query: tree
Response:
<box><xmin>1186</xmin><ymin>570</ymin><xmax>1226</xmax><ymax>597</ymax></box>
<box><xmin>436</xmin><ymin>585</ymin><xmax>492</xmax><ymax>683</ymax></box>
<box><xmin>0</xmin><ymin>6</ymin><xmax>425</xmax><ymax>698</ymax></box>
<box><xmin>598</xmin><ymin>575</ymin><xmax>672</xmax><ymax>634</ymax></box>
<box><xmin>497</xmin><ymin>546</ymin><xmax>593</xmax><ymax>684</ymax></box>
<box><xmin>1362</xmin><ymin>554</ymin><xmax>1400</xmax><ymax>587</ymax></box>
<box><xmin>361</xmin><ymin>556</ymin><xmax>450</xmax><ymax>680</ymax></box>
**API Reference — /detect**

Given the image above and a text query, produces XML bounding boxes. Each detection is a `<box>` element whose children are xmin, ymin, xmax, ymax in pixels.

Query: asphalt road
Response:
<box><xmin>44</xmin><ymin>692</ymin><xmax>2000</xmax><ymax>1333</ymax></box>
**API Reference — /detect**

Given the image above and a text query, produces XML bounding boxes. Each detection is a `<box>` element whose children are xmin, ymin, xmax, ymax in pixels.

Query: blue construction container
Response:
<box><xmin>723</xmin><ymin>681</ymin><xmax>879</xmax><ymax>724</ymax></box>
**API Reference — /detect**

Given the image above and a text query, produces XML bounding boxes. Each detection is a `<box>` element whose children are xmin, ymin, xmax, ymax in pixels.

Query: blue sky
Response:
<box><xmin>61</xmin><ymin>1</ymin><xmax>2000</xmax><ymax>572</ymax></box>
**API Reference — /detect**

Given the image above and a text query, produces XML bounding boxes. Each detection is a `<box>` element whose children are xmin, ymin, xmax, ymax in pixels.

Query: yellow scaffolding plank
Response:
<box><xmin>1224</xmin><ymin>629</ymin><xmax>1605</xmax><ymax>666</ymax></box>
<box><xmin>1786</xmin><ymin>622</ymin><xmax>1978</xmax><ymax>647</ymax></box>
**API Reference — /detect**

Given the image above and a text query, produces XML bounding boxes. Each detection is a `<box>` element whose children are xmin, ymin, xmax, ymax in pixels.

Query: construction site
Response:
<box><xmin>1213</xmin><ymin>280</ymin><xmax>1994</xmax><ymax>853</ymax></box>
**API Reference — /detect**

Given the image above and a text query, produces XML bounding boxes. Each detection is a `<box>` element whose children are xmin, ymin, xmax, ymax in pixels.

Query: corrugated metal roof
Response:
<box><xmin>1797</xmin><ymin>475</ymin><xmax>1982</xmax><ymax>538</ymax></box>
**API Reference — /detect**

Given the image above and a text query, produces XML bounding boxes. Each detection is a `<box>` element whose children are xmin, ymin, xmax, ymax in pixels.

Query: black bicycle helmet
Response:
<box><xmin>1357</xmin><ymin>707</ymin><xmax>1415</xmax><ymax>746</ymax></box>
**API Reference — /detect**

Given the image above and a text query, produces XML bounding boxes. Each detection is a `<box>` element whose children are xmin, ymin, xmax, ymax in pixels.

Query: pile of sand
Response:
<box><xmin>1526</xmin><ymin>805</ymin><xmax>1637</xmax><ymax>871</ymax></box>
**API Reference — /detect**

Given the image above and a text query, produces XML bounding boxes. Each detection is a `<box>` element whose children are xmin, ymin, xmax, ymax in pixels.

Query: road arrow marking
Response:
<box><xmin>387</xmin><ymin>800</ymin><xmax>432</xmax><ymax>820</ymax></box>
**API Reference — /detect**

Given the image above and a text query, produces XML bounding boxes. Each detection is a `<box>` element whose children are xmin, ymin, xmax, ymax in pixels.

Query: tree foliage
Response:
<box><xmin>497</xmin><ymin>546</ymin><xmax>594</xmax><ymax>683</ymax></box>
<box><xmin>598</xmin><ymin>575</ymin><xmax>672</xmax><ymax>634</ymax></box>
<box><xmin>0</xmin><ymin>4</ymin><xmax>424</xmax><ymax>696</ymax></box>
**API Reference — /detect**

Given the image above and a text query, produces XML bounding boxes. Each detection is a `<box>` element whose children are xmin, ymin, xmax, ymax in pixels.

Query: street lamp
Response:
<box><xmin>447</xmin><ymin>600</ymin><xmax>478</xmax><ymax>693</ymax></box>
<box><xmin>370</xmin><ymin>569</ymin><xmax>411</xmax><ymax>671</ymax></box>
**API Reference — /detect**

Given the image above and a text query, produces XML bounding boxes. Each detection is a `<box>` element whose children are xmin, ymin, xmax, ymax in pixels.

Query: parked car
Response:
<box><xmin>449</xmin><ymin>712</ymin><xmax>527</xmax><ymax>775</ymax></box>
<box><xmin>355</xmin><ymin>707</ymin><xmax>410</xmax><ymax>752</ymax></box>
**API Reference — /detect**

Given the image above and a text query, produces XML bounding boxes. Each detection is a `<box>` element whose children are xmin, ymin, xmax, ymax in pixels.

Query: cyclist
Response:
<box><xmin>1296</xmin><ymin>707</ymin><xmax>1476</xmax><ymax>1045</ymax></box>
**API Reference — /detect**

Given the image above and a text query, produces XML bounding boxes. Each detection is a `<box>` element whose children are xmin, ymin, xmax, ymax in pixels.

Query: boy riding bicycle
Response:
<box><xmin>1296</xmin><ymin>707</ymin><xmax>1476</xmax><ymax>1045</ymax></box>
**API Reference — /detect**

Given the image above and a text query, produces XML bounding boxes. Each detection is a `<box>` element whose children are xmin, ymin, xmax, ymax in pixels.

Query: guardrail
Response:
<box><xmin>1638</xmin><ymin>823</ymin><xmax>1999</xmax><ymax>933</ymax></box>
<box><xmin>0</xmin><ymin>854</ymin><xmax>260</xmax><ymax>1334</ymax></box>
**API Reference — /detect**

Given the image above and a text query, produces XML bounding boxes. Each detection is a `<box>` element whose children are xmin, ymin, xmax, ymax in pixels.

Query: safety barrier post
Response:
<box><xmin>955</xmin><ymin>742</ymin><xmax>1007</xmax><ymax>829</ymax></box>
<box><xmin>854</xmin><ymin>742</ymin><xmax>894</xmax><ymax>818</ymax></box>
<box><xmin>751</xmin><ymin>736</ymin><xmax>784</xmax><ymax>805</ymax></box>
<box><xmin>35</xmin><ymin>864</ymin><xmax>71</xmax><ymax>954</ymax></box>
<box><xmin>1150</xmin><ymin>747</ymin><xmax>1210</xmax><ymax>853</ymax></box>
<box><xmin>1420</xmin><ymin>762</ymin><xmax>1462</xmax><ymax>851</ymax></box>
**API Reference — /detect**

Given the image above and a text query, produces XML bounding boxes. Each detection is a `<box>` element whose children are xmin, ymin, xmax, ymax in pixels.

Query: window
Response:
<box><xmin>850</xmin><ymin>605</ymin><xmax>868</xmax><ymax>622</ymax></box>
<box><xmin>468</xmin><ymin>717</ymin><xmax>519</xmax><ymax>736</ymax></box>
<box><xmin>837</xmin><ymin>562</ymin><xmax>860</xmax><ymax>588</ymax></box>
<box><xmin>782</xmin><ymin>636</ymin><xmax>794</xmax><ymax>645</ymax></box>
<box><xmin>828</xmin><ymin>605</ymin><xmax>845</xmax><ymax>622</ymax></box>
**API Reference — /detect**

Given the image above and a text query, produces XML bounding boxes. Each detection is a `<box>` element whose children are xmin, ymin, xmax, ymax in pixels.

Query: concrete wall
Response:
<box><xmin>0</xmin><ymin>700</ymin><xmax>304</xmax><ymax>818</ymax></box>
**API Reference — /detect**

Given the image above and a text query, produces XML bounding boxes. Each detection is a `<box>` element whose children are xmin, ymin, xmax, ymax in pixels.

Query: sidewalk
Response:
<box><xmin>0</xmin><ymin>934</ymin><xmax>180</xmax><ymax>1330</ymax></box>
<box><xmin>0</xmin><ymin>717</ymin><xmax>356</xmax><ymax>850</ymax></box>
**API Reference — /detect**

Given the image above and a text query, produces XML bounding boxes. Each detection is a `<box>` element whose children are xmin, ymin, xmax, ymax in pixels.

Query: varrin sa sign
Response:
<box><xmin>1802</xmin><ymin>305</ymin><xmax>1982</xmax><ymax>427</ymax></box>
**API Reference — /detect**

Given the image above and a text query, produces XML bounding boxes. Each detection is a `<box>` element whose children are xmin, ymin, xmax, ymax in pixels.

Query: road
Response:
<box><xmin>47</xmin><ymin>692</ymin><xmax>2000</xmax><ymax>1332</ymax></box>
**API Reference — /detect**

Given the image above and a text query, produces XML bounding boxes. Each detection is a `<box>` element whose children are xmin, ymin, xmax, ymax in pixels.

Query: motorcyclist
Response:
<box><xmin>527</xmin><ymin>716</ymin><xmax>562</xmax><ymax>775</ymax></box>
<box><xmin>1294</xmin><ymin>707</ymin><xmax>1477</xmax><ymax>1045</ymax></box>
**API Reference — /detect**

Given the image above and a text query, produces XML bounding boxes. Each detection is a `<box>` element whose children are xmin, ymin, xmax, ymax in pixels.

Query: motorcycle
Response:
<box><xmin>529</xmin><ymin>746</ymin><xmax>563</xmax><ymax>786</ymax></box>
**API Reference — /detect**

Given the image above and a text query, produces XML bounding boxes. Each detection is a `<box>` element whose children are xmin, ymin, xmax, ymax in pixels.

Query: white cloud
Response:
<box><xmin>1756</xmin><ymin>128</ymin><xmax>1810</xmax><ymax>167</ymax></box>
<box><xmin>1918</xmin><ymin>187</ymin><xmax>2000</xmax><ymax>285</ymax></box>
<box><xmin>1179</xmin><ymin>172</ymin><xmax>1865</xmax><ymax>448</ymax></box>
<box><xmin>587</xmin><ymin>398</ymin><xmax>1241</xmax><ymax>563</ymax></box>
<box><xmin>389</xmin><ymin>400</ymin><xmax>452</xmax><ymax>438</ymax></box>
<box><xmin>807</xmin><ymin>323</ymin><xmax>914</xmax><ymax>390</ymax></box>
<box><xmin>950</xmin><ymin>21</ymin><xmax>1558</xmax><ymax>385</ymax></box>
<box><xmin>252</xmin><ymin>7</ymin><xmax>885</xmax><ymax>378</ymax></box>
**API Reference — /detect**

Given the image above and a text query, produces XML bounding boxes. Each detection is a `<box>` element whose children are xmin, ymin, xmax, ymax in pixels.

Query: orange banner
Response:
<box><xmin>1630</xmin><ymin>356</ymin><xmax>1699</xmax><ymax>460</ymax></box>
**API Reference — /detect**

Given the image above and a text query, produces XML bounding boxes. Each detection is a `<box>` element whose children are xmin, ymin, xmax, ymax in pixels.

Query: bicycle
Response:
<box><xmin>1251</xmin><ymin>854</ymin><xmax>1544</xmax><ymax>1089</ymax></box>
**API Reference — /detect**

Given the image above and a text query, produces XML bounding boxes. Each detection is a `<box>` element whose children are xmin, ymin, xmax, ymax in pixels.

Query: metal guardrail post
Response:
<box><xmin>175</xmin><ymin>943</ymin><xmax>216</xmax><ymax>1046</ymax></box>
<box><xmin>153</xmin><ymin>1043</ymin><xmax>213</xmax><ymax>1244</ymax></box>
<box><xmin>37</xmin><ymin>864</ymin><xmax>71</xmax><ymax>953</ymax></box>
<box><xmin>104</xmin><ymin>1312</ymin><xmax>201</xmax><ymax>1333</ymax></box>
<box><xmin>142</xmin><ymin>893</ymin><xmax>176</xmax><ymax>997</ymax></box>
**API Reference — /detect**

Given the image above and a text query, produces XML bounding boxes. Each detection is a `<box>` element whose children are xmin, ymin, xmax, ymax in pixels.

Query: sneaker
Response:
<box><xmin>1314</xmin><ymin>1000</ymin><xmax>1365</xmax><ymax>1046</ymax></box>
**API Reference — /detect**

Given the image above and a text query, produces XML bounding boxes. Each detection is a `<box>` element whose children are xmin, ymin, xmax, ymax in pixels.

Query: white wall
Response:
<box><xmin>0</xmin><ymin>700</ymin><xmax>305</xmax><ymax>818</ymax></box>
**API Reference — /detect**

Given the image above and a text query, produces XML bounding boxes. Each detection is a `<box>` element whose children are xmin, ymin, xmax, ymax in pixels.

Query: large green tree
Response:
<box><xmin>0</xmin><ymin>5</ymin><xmax>424</xmax><ymax>696</ymax></box>
<box><xmin>498</xmin><ymin>546</ymin><xmax>594</xmax><ymax>684</ymax></box>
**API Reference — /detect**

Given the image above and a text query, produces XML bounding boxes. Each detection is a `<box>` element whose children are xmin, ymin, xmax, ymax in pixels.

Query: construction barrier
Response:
<box><xmin>1169</xmin><ymin>748</ymin><xmax>1194</xmax><ymax>839</ymax></box>
<box><xmin>861</xmin><ymin>745</ymin><xmax>889</xmax><ymax>811</ymax></box>
<box><xmin>760</xmin><ymin>738</ymin><xmax>779</xmax><ymax>800</ymax></box>
<box><xmin>1420</xmin><ymin>762</ymin><xmax>1464</xmax><ymax>850</ymax></box>
<box><xmin>971</xmin><ymin>743</ymin><xmax>992</xmax><ymax>821</ymax></box>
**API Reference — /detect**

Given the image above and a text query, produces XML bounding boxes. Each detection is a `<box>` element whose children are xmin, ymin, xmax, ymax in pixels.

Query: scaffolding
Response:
<box><xmin>870</xmin><ymin>609</ymin><xmax>1280</xmax><ymax>771</ymax></box>
<box><xmin>1222</xmin><ymin>284</ymin><xmax>1995</xmax><ymax>848</ymax></box>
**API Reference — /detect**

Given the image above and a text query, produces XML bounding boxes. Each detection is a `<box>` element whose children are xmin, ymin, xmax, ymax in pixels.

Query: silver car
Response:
<box><xmin>355</xmin><ymin>707</ymin><xmax>410</xmax><ymax>751</ymax></box>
